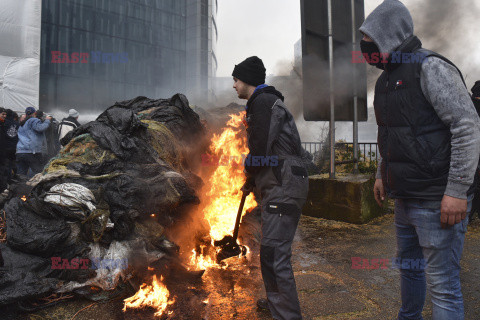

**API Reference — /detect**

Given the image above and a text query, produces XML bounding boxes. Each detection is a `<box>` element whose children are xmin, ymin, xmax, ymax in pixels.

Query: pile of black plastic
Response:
<box><xmin>0</xmin><ymin>94</ymin><xmax>208</xmax><ymax>308</ymax></box>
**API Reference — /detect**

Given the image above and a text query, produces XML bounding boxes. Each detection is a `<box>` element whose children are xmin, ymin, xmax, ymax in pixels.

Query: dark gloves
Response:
<box><xmin>241</xmin><ymin>176</ymin><xmax>255</xmax><ymax>195</ymax></box>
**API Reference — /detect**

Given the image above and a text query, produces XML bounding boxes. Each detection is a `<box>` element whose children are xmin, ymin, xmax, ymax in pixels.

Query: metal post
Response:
<box><xmin>351</xmin><ymin>0</ymin><xmax>359</xmax><ymax>174</ymax></box>
<box><xmin>328</xmin><ymin>0</ymin><xmax>335</xmax><ymax>179</ymax></box>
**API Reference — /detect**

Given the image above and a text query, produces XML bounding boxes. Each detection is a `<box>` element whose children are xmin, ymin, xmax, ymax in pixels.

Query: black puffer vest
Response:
<box><xmin>375</xmin><ymin>36</ymin><xmax>466</xmax><ymax>200</ymax></box>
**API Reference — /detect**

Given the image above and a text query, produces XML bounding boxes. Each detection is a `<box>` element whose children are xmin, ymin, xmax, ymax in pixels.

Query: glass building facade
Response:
<box><xmin>40</xmin><ymin>0</ymin><xmax>215</xmax><ymax>112</ymax></box>
<box><xmin>186</xmin><ymin>0</ymin><xmax>217</xmax><ymax>105</ymax></box>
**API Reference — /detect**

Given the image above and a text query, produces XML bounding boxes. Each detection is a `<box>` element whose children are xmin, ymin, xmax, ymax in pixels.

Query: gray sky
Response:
<box><xmin>216</xmin><ymin>0</ymin><xmax>302</xmax><ymax>76</ymax></box>
<box><xmin>216</xmin><ymin>0</ymin><xmax>385</xmax><ymax>77</ymax></box>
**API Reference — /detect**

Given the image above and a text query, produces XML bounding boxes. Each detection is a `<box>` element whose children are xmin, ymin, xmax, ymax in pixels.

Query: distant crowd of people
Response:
<box><xmin>0</xmin><ymin>107</ymin><xmax>81</xmax><ymax>192</ymax></box>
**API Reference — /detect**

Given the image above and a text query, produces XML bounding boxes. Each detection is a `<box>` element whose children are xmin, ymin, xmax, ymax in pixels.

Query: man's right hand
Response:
<box><xmin>374</xmin><ymin>178</ymin><xmax>385</xmax><ymax>207</ymax></box>
<box><xmin>241</xmin><ymin>177</ymin><xmax>255</xmax><ymax>195</ymax></box>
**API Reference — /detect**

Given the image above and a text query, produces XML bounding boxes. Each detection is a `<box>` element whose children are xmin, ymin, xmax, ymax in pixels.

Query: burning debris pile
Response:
<box><xmin>0</xmin><ymin>94</ymin><xmax>212</xmax><ymax>310</ymax></box>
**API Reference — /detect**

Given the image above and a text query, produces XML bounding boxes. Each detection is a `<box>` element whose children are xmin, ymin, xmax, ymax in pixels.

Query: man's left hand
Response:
<box><xmin>440</xmin><ymin>195</ymin><xmax>467</xmax><ymax>229</ymax></box>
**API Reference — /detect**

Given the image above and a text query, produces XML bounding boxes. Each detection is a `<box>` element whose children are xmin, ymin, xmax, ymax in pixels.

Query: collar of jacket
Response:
<box><xmin>245</xmin><ymin>84</ymin><xmax>268</xmax><ymax>111</ymax></box>
<box><xmin>385</xmin><ymin>35</ymin><xmax>422</xmax><ymax>72</ymax></box>
<box><xmin>246</xmin><ymin>85</ymin><xmax>285</xmax><ymax>111</ymax></box>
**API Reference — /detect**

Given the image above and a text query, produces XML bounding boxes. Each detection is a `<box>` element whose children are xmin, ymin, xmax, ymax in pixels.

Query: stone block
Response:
<box><xmin>303</xmin><ymin>173</ymin><xmax>384</xmax><ymax>224</ymax></box>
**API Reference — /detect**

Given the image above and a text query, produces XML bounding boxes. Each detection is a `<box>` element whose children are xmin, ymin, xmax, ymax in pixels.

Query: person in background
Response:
<box><xmin>0</xmin><ymin>107</ymin><xmax>7</xmax><ymax>191</ymax></box>
<box><xmin>16</xmin><ymin>107</ymin><xmax>51</xmax><ymax>177</ymax></box>
<box><xmin>35</xmin><ymin>111</ymin><xmax>49</xmax><ymax>165</ymax></box>
<box><xmin>470</xmin><ymin>81</ymin><xmax>480</xmax><ymax>221</ymax></box>
<box><xmin>471</xmin><ymin>81</ymin><xmax>480</xmax><ymax>112</ymax></box>
<box><xmin>3</xmin><ymin>109</ymin><xmax>19</xmax><ymax>182</ymax></box>
<box><xmin>58</xmin><ymin>108</ymin><xmax>80</xmax><ymax>140</ymax></box>
<box><xmin>36</xmin><ymin>110</ymin><xmax>60</xmax><ymax>165</ymax></box>
<box><xmin>44</xmin><ymin>112</ymin><xmax>60</xmax><ymax>162</ymax></box>
<box><xmin>0</xmin><ymin>108</ymin><xmax>6</xmax><ymax>121</ymax></box>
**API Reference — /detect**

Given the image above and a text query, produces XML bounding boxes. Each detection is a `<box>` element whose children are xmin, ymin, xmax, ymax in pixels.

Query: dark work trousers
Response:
<box><xmin>16</xmin><ymin>153</ymin><xmax>44</xmax><ymax>177</ymax></box>
<box><xmin>260</xmin><ymin>200</ymin><xmax>303</xmax><ymax>320</ymax></box>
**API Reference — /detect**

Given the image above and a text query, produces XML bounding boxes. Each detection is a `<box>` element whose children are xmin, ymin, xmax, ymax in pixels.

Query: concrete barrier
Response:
<box><xmin>303</xmin><ymin>173</ymin><xmax>385</xmax><ymax>224</ymax></box>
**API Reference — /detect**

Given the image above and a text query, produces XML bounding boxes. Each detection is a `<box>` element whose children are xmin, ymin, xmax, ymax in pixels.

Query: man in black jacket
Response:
<box><xmin>232</xmin><ymin>56</ymin><xmax>309</xmax><ymax>320</ymax></box>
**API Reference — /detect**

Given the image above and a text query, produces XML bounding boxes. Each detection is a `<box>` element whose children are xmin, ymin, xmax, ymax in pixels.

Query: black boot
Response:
<box><xmin>257</xmin><ymin>298</ymin><xmax>270</xmax><ymax>312</ymax></box>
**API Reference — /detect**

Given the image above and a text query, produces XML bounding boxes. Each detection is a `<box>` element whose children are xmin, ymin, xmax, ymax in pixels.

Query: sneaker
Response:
<box><xmin>256</xmin><ymin>298</ymin><xmax>270</xmax><ymax>312</ymax></box>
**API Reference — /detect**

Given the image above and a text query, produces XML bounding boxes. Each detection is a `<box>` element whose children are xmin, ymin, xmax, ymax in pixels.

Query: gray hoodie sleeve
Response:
<box><xmin>420</xmin><ymin>57</ymin><xmax>480</xmax><ymax>199</ymax></box>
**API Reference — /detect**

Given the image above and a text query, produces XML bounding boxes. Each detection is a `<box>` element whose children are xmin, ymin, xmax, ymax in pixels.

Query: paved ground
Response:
<box><xmin>3</xmin><ymin>212</ymin><xmax>480</xmax><ymax>319</ymax></box>
<box><xmin>292</xmin><ymin>213</ymin><xmax>480</xmax><ymax>320</ymax></box>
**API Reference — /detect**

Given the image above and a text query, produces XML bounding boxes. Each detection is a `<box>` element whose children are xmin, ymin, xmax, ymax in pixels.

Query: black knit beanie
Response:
<box><xmin>232</xmin><ymin>56</ymin><xmax>266</xmax><ymax>87</ymax></box>
<box><xmin>472</xmin><ymin>81</ymin><xmax>480</xmax><ymax>98</ymax></box>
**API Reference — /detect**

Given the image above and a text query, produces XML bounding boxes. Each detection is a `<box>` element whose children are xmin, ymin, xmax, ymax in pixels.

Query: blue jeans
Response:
<box><xmin>395</xmin><ymin>195</ymin><xmax>472</xmax><ymax>320</ymax></box>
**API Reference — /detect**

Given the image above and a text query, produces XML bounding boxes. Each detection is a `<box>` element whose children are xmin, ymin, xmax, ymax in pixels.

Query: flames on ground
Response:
<box><xmin>123</xmin><ymin>112</ymin><xmax>257</xmax><ymax>317</ymax></box>
<box><xmin>123</xmin><ymin>274</ymin><xmax>174</xmax><ymax>317</ymax></box>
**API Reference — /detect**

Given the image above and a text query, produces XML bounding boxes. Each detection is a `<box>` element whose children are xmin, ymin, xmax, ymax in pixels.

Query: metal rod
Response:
<box><xmin>328</xmin><ymin>0</ymin><xmax>335</xmax><ymax>179</ymax></box>
<box><xmin>232</xmin><ymin>192</ymin><xmax>247</xmax><ymax>241</ymax></box>
<box><xmin>351</xmin><ymin>0</ymin><xmax>359</xmax><ymax>173</ymax></box>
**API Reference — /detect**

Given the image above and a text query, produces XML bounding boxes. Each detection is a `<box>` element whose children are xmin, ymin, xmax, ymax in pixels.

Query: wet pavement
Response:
<box><xmin>5</xmin><ymin>212</ymin><xmax>480</xmax><ymax>319</ymax></box>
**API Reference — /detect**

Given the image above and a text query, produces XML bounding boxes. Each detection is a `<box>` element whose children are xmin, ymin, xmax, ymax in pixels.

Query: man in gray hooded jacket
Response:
<box><xmin>361</xmin><ymin>1</ymin><xmax>480</xmax><ymax>319</ymax></box>
<box><xmin>232</xmin><ymin>56</ymin><xmax>309</xmax><ymax>320</ymax></box>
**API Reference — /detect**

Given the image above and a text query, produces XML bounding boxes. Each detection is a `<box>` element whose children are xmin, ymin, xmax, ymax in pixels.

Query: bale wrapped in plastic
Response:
<box><xmin>0</xmin><ymin>94</ymin><xmax>208</xmax><ymax>307</ymax></box>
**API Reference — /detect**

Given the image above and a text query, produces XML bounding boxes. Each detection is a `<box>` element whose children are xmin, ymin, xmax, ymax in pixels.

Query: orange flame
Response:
<box><xmin>189</xmin><ymin>113</ymin><xmax>256</xmax><ymax>269</ymax></box>
<box><xmin>188</xmin><ymin>247</ymin><xmax>217</xmax><ymax>271</ymax></box>
<box><xmin>202</xmin><ymin>113</ymin><xmax>256</xmax><ymax>240</ymax></box>
<box><xmin>123</xmin><ymin>275</ymin><xmax>174</xmax><ymax>317</ymax></box>
<box><xmin>125</xmin><ymin>113</ymin><xmax>254</xmax><ymax>310</ymax></box>
<box><xmin>21</xmin><ymin>195</ymin><xmax>26</xmax><ymax>202</ymax></box>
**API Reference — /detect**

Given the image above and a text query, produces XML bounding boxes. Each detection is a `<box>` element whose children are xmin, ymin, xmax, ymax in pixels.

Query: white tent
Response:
<box><xmin>0</xmin><ymin>0</ymin><xmax>41</xmax><ymax>110</ymax></box>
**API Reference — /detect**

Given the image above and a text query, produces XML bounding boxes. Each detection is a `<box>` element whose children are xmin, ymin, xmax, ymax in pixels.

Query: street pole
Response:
<box><xmin>328</xmin><ymin>0</ymin><xmax>335</xmax><ymax>179</ymax></box>
<box><xmin>352</xmin><ymin>0</ymin><xmax>359</xmax><ymax>174</ymax></box>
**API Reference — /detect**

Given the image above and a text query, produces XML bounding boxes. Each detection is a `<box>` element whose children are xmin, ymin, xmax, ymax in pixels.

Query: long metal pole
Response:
<box><xmin>328</xmin><ymin>0</ymin><xmax>335</xmax><ymax>179</ymax></box>
<box><xmin>352</xmin><ymin>0</ymin><xmax>359</xmax><ymax>173</ymax></box>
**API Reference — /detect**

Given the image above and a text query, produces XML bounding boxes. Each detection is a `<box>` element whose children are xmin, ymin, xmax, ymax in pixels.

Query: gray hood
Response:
<box><xmin>359</xmin><ymin>0</ymin><xmax>414</xmax><ymax>55</ymax></box>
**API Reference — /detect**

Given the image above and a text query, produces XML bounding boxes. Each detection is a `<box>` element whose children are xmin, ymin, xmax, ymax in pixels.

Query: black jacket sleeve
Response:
<box><xmin>245</xmin><ymin>95</ymin><xmax>273</xmax><ymax>175</ymax></box>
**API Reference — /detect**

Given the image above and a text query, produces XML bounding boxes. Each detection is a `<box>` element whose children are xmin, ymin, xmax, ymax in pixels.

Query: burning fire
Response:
<box><xmin>123</xmin><ymin>113</ymin><xmax>255</xmax><ymax>315</ymax></box>
<box><xmin>201</xmin><ymin>113</ymin><xmax>256</xmax><ymax>240</ymax></box>
<box><xmin>123</xmin><ymin>274</ymin><xmax>174</xmax><ymax>317</ymax></box>
<box><xmin>189</xmin><ymin>113</ymin><xmax>257</xmax><ymax>269</ymax></box>
<box><xmin>189</xmin><ymin>247</ymin><xmax>217</xmax><ymax>270</ymax></box>
<box><xmin>21</xmin><ymin>195</ymin><xmax>26</xmax><ymax>202</ymax></box>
